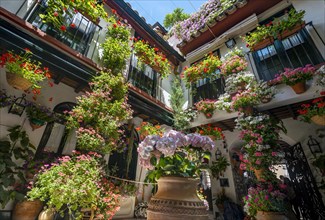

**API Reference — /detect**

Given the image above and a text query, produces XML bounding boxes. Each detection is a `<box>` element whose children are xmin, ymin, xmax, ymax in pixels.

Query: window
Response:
<box><xmin>251</xmin><ymin>13</ymin><xmax>324</xmax><ymax>81</ymax></box>
<box><xmin>128</xmin><ymin>53</ymin><xmax>158</xmax><ymax>97</ymax></box>
<box><xmin>27</xmin><ymin>0</ymin><xmax>100</xmax><ymax>55</ymax></box>
<box><xmin>192</xmin><ymin>49</ymin><xmax>225</xmax><ymax>103</ymax></box>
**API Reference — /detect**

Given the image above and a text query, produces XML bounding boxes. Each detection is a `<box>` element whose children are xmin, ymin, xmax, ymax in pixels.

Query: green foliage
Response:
<box><xmin>213</xmin><ymin>189</ymin><xmax>230</xmax><ymax>205</ymax></box>
<box><xmin>27</xmin><ymin>153</ymin><xmax>121</xmax><ymax>219</ymax></box>
<box><xmin>170</xmin><ymin>76</ymin><xmax>190</xmax><ymax>130</ymax></box>
<box><xmin>25</xmin><ymin>102</ymin><xmax>55</xmax><ymax>123</ymax></box>
<box><xmin>210</xmin><ymin>155</ymin><xmax>230</xmax><ymax>179</ymax></box>
<box><xmin>163</xmin><ymin>8</ymin><xmax>190</xmax><ymax>30</ymax></box>
<box><xmin>101</xmin><ymin>17</ymin><xmax>131</xmax><ymax>74</ymax></box>
<box><xmin>66</xmin><ymin>71</ymin><xmax>132</xmax><ymax>154</ymax></box>
<box><xmin>145</xmin><ymin>148</ymin><xmax>210</xmax><ymax>183</ymax></box>
<box><xmin>0</xmin><ymin>126</ymin><xmax>35</xmax><ymax>208</ymax></box>
<box><xmin>0</xmin><ymin>49</ymin><xmax>51</xmax><ymax>90</ymax></box>
<box><xmin>39</xmin><ymin>0</ymin><xmax>108</xmax><ymax>31</ymax></box>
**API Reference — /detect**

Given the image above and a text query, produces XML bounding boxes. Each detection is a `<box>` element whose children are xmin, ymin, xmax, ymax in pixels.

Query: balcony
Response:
<box><xmin>193</xmin><ymin>77</ymin><xmax>225</xmax><ymax>104</ymax></box>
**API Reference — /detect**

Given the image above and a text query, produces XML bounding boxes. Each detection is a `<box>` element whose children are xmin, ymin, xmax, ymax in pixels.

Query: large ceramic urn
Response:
<box><xmin>147</xmin><ymin>177</ymin><xmax>208</xmax><ymax>220</ymax></box>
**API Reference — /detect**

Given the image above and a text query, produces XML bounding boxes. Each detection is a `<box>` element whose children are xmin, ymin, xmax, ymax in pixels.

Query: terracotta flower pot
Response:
<box><xmin>29</xmin><ymin>118</ymin><xmax>46</xmax><ymax>131</ymax></box>
<box><xmin>256</xmin><ymin>211</ymin><xmax>287</xmax><ymax>220</ymax></box>
<box><xmin>261</xmin><ymin>97</ymin><xmax>272</xmax><ymax>104</ymax></box>
<box><xmin>12</xmin><ymin>200</ymin><xmax>43</xmax><ymax>220</ymax></box>
<box><xmin>147</xmin><ymin>177</ymin><xmax>208</xmax><ymax>220</ymax></box>
<box><xmin>277</xmin><ymin>22</ymin><xmax>305</xmax><ymax>40</ymax></box>
<box><xmin>241</xmin><ymin>106</ymin><xmax>254</xmax><ymax>115</ymax></box>
<box><xmin>290</xmin><ymin>81</ymin><xmax>306</xmax><ymax>94</ymax></box>
<box><xmin>253</xmin><ymin>168</ymin><xmax>264</xmax><ymax>181</ymax></box>
<box><xmin>251</xmin><ymin>38</ymin><xmax>274</xmax><ymax>51</ymax></box>
<box><xmin>311</xmin><ymin>115</ymin><xmax>325</xmax><ymax>126</ymax></box>
<box><xmin>6</xmin><ymin>71</ymin><xmax>33</xmax><ymax>91</ymax></box>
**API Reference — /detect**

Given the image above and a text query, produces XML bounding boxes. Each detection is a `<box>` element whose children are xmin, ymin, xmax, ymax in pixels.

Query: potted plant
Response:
<box><xmin>231</xmin><ymin>90</ymin><xmax>260</xmax><ymax>115</ymax></box>
<box><xmin>225</xmin><ymin>71</ymin><xmax>256</xmax><ymax>95</ymax></box>
<box><xmin>0</xmin><ymin>126</ymin><xmax>43</xmax><ymax>220</ymax></box>
<box><xmin>101</xmin><ymin>16</ymin><xmax>132</xmax><ymax>74</ymax></box>
<box><xmin>27</xmin><ymin>152</ymin><xmax>121</xmax><ymax>219</ymax></box>
<box><xmin>215</xmin><ymin>94</ymin><xmax>232</xmax><ymax>113</ymax></box>
<box><xmin>132</xmin><ymin>38</ymin><xmax>172</xmax><ymax>78</ymax></box>
<box><xmin>39</xmin><ymin>0</ymin><xmax>108</xmax><ymax>31</ymax></box>
<box><xmin>242</xmin><ymin>24</ymin><xmax>274</xmax><ymax>51</ymax></box>
<box><xmin>25</xmin><ymin>102</ymin><xmax>55</xmax><ymax>130</ymax></box>
<box><xmin>220</xmin><ymin>55</ymin><xmax>248</xmax><ymax>77</ymax></box>
<box><xmin>182</xmin><ymin>53</ymin><xmax>222</xmax><ymax>88</ymax></box>
<box><xmin>243</xmin><ymin>186</ymin><xmax>287</xmax><ymax>219</ymax></box>
<box><xmin>66</xmin><ymin>71</ymin><xmax>132</xmax><ymax>154</ymax></box>
<box><xmin>297</xmin><ymin>97</ymin><xmax>325</xmax><ymax>125</ymax></box>
<box><xmin>277</xmin><ymin>64</ymin><xmax>315</xmax><ymax>94</ymax></box>
<box><xmin>195</xmin><ymin>99</ymin><xmax>217</xmax><ymax>118</ymax></box>
<box><xmin>255</xmin><ymin>81</ymin><xmax>276</xmax><ymax>103</ymax></box>
<box><xmin>136</xmin><ymin>121</ymin><xmax>164</xmax><ymax>141</ymax></box>
<box><xmin>138</xmin><ymin>130</ymin><xmax>215</xmax><ymax>220</ymax></box>
<box><xmin>273</xmin><ymin>8</ymin><xmax>305</xmax><ymax>40</ymax></box>
<box><xmin>210</xmin><ymin>155</ymin><xmax>230</xmax><ymax>179</ymax></box>
<box><xmin>197</xmin><ymin>124</ymin><xmax>225</xmax><ymax>141</ymax></box>
<box><xmin>0</xmin><ymin>49</ymin><xmax>51</xmax><ymax>91</ymax></box>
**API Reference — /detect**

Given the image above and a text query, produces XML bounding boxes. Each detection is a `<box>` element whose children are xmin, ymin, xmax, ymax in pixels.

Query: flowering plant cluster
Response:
<box><xmin>195</xmin><ymin>99</ymin><xmax>216</xmax><ymax>118</ymax></box>
<box><xmin>138</xmin><ymin>130</ymin><xmax>215</xmax><ymax>182</ymax></box>
<box><xmin>231</xmin><ymin>90</ymin><xmax>260</xmax><ymax>111</ymax></box>
<box><xmin>39</xmin><ymin>0</ymin><xmax>108</xmax><ymax>31</ymax></box>
<box><xmin>243</xmin><ymin>185</ymin><xmax>286</xmax><ymax>217</ymax></box>
<box><xmin>225</xmin><ymin>71</ymin><xmax>255</xmax><ymax>94</ymax></box>
<box><xmin>255</xmin><ymin>81</ymin><xmax>276</xmax><ymax>103</ymax></box>
<box><xmin>242</xmin><ymin>25</ymin><xmax>274</xmax><ymax>50</ymax></box>
<box><xmin>235</xmin><ymin>114</ymin><xmax>286</xmax><ymax>171</ymax></box>
<box><xmin>272</xmin><ymin>8</ymin><xmax>305</xmax><ymax>37</ymax></box>
<box><xmin>101</xmin><ymin>15</ymin><xmax>131</xmax><ymax>74</ymax></box>
<box><xmin>0</xmin><ymin>49</ymin><xmax>51</xmax><ymax>91</ymax></box>
<box><xmin>243</xmin><ymin>9</ymin><xmax>305</xmax><ymax>50</ymax></box>
<box><xmin>297</xmin><ymin>97</ymin><xmax>325</xmax><ymax>123</ymax></box>
<box><xmin>27</xmin><ymin>152</ymin><xmax>121</xmax><ymax>220</ymax></box>
<box><xmin>136</xmin><ymin>121</ymin><xmax>164</xmax><ymax>140</ymax></box>
<box><xmin>172</xmin><ymin>0</ymin><xmax>237</xmax><ymax>42</ymax></box>
<box><xmin>197</xmin><ymin>124</ymin><xmax>225</xmax><ymax>140</ymax></box>
<box><xmin>25</xmin><ymin>102</ymin><xmax>55</xmax><ymax>123</ymax></box>
<box><xmin>132</xmin><ymin>38</ymin><xmax>171</xmax><ymax>78</ymax></box>
<box><xmin>182</xmin><ymin>53</ymin><xmax>222</xmax><ymax>88</ymax></box>
<box><xmin>275</xmin><ymin>64</ymin><xmax>315</xmax><ymax>86</ymax></box>
<box><xmin>66</xmin><ymin>71</ymin><xmax>132</xmax><ymax>154</ymax></box>
<box><xmin>220</xmin><ymin>55</ymin><xmax>248</xmax><ymax>76</ymax></box>
<box><xmin>215</xmin><ymin>93</ymin><xmax>232</xmax><ymax>112</ymax></box>
<box><xmin>0</xmin><ymin>89</ymin><xmax>13</xmax><ymax>108</ymax></box>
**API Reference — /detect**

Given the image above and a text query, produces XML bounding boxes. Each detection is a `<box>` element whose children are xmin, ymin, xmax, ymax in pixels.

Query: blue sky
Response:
<box><xmin>125</xmin><ymin>0</ymin><xmax>207</xmax><ymax>26</ymax></box>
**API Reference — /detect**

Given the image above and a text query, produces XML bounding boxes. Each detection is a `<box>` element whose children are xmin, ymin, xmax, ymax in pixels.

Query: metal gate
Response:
<box><xmin>285</xmin><ymin>142</ymin><xmax>325</xmax><ymax>220</ymax></box>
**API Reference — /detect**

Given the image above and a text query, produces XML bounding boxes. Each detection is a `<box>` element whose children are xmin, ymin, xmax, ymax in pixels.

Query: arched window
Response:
<box><xmin>35</xmin><ymin>102</ymin><xmax>76</xmax><ymax>157</ymax></box>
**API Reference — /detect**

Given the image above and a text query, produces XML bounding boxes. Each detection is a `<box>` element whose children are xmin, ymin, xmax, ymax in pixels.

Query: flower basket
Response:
<box><xmin>226</xmin><ymin>5</ymin><xmax>237</xmax><ymax>15</ymax></box>
<box><xmin>290</xmin><ymin>81</ymin><xmax>306</xmax><ymax>94</ymax></box>
<box><xmin>256</xmin><ymin>211</ymin><xmax>286</xmax><ymax>220</ymax></box>
<box><xmin>311</xmin><ymin>115</ymin><xmax>325</xmax><ymax>126</ymax></box>
<box><xmin>251</xmin><ymin>37</ymin><xmax>274</xmax><ymax>51</ymax></box>
<box><xmin>29</xmin><ymin>118</ymin><xmax>46</xmax><ymax>131</ymax></box>
<box><xmin>199</xmin><ymin>25</ymin><xmax>209</xmax><ymax>33</ymax></box>
<box><xmin>207</xmin><ymin>19</ymin><xmax>217</xmax><ymax>27</ymax></box>
<box><xmin>216</xmin><ymin>12</ymin><xmax>227</xmax><ymax>21</ymax></box>
<box><xmin>277</xmin><ymin>22</ymin><xmax>306</xmax><ymax>40</ymax></box>
<box><xmin>6</xmin><ymin>71</ymin><xmax>33</xmax><ymax>91</ymax></box>
<box><xmin>235</xmin><ymin>0</ymin><xmax>248</xmax><ymax>8</ymax></box>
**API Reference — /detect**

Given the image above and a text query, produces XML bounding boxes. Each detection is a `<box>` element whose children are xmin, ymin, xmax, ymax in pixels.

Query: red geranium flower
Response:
<box><xmin>60</xmin><ymin>25</ymin><xmax>66</xmax><ymax>31</ymax></box>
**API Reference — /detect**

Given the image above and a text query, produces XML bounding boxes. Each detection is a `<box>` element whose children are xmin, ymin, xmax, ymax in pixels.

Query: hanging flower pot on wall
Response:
<box><xmin>6</xmin><ymin>72</ymin><xmax>33</xmax><ymax>91</ymax></box>
<box><xmin>29</xmin><ymin>118</ymin><xmax>46</xmax><ymax>131</ymax></box>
